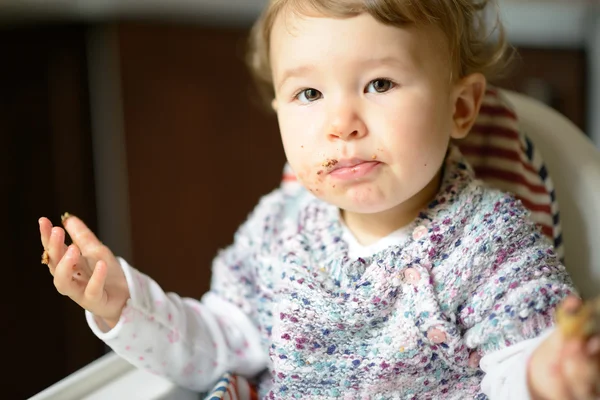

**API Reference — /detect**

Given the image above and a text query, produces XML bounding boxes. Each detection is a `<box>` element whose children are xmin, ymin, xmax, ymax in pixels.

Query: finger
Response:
<box><xmin>53</xmin><ymin>244</ymin><xmax>81</xmax><ymax>296</ymax></box>
<box><xmin>62</xmin><ymin>214</ymin><xmax>103</xmax><ymax>254</ymax></box>
<box><xmin>587</xmin><ymin>336</ymin><xmax>600</xmax><ymax>357</ymax></box>
<box><xmin>562</xmin><ymin>341</ymin><xmax>598</xmax><ymax>400</ymax></box>
<box><xmin>84</xmin><ymin>260</ymin><xmax>107</xmax><ymax>304</ymax></box>
<box><xmin>47</xmin><ymin>227</ymin><xmax>68</xmax><ymax>272</ymax></box>
<box><xmin>39</xmin><ymin>217</ymin><xmax>53</xmax><ymax>249</ymax></box>
<box><xmin>586</xmin><ymin>336</ymin><xmax>600</xmax><ymax>395</ymax></box>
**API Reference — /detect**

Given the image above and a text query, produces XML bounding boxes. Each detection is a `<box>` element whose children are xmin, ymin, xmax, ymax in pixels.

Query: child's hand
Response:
<box><xmin>39</xmin><ymin>214</ymin><xmax>130</xmax><ymax>328</ymax></box>
<box><xmin>528</xmin><ymin>296</ymin><xmax>600</xmax><ymax>400</ymax></box>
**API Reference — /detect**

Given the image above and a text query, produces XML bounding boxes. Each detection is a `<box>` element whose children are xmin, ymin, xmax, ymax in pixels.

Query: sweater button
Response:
<box><xmin>427</xmin><ymin>327</ymin><xmax>447</xmax><ymax>344</ymax></box>
<box><xmin>412</xmin><ymin>225</ymin><xmax>428</xmax><ymax>240</ymax></box>
<box><xmin>403</xmin><ymin>268</ymin><xmax>421</xmax><ymax>284</ymax></box>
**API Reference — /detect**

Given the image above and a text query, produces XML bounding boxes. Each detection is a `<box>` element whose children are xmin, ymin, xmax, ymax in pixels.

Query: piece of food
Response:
<box><xmin>41</xmin><ymin>250</ymin><xmax>49</xmax><ymax>265</ymax></box>
<box><xmin>321</xmin><ymin>159</ymin><xmax>338</xmax><ymax>168</ymax></box>
<box><xmin>556</xmin><ymin>296</ymin><xmax>600</xmax><ymax>339</ymax></box>
<box><xmin>61</xmin><ymin>212</ymin><xmax>71</xmax><ymax>224</ymax></box>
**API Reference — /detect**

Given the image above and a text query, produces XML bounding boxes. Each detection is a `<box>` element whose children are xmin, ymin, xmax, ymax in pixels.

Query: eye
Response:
<box><xmin>296</xmin><ymin>88</ymin><xmax>322</xmax><ymax>103</ymax></box>
<box><xmin>366</xmin><ymin>79</ymin><xmax>395</xmax><ymax>94</ymax></box>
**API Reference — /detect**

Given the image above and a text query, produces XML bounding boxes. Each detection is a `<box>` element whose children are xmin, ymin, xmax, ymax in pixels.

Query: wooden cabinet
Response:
<box><xmin>492</xmin><ymin>47</ymin><xmax>587</xmax><ymax>131</ymax></box>
<box><xmin>0</xmin><ymin>25</ymin><xmax>104</xmax><ymax>399</ymax></box>
<box><xmin>118</xmin><ymin>23</ymin><xmax>284</xmax><ymax>297</ymax></box>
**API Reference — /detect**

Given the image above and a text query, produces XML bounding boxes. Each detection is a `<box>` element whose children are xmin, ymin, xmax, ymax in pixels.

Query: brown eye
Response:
<box><xmin>298</xmin><ymin>88</ymin><xmax>322</xmax><ymax>102</ymax></box>
<box><xmin>367</xmin><ymin>79</ymin><xmax>394</xmax><ymax>93</ymax></box>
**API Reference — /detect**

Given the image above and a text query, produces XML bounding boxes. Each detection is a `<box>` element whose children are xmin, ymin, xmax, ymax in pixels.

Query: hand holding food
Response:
<box><xmin>39</xmin><ymin>213</ymin><xmax>130</xmax><ymax>328</ymax></box>
<box><xmin>528</xmin><ymin>296</ymin><xmax>600</xmax><ymax>400</ymax></box>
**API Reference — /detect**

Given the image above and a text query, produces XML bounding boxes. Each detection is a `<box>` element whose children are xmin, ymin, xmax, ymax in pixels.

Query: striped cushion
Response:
<box><xmin>460</xmin><ymin>87</ymin><xmax>563</xmax><ymax>260</ymax></box>
<box><xmin>204</xmin><ymin>372</ymin><xmax>258</xmax><ymax>400</ymax></box>
<box><xmin>281</xmin><ymin>86</ymin><xmax>564</xmax><ymax>260</ymax></box>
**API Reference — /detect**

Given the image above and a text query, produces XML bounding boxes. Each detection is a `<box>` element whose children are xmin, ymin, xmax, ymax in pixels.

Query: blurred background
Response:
<box><xmin>1</xmin><ymin>0</ymin><xmax>598</xmax><ymax>398</ymax></box>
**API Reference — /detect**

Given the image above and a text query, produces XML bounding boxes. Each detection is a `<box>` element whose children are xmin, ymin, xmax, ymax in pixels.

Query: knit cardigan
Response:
<box><xmin>209</xmin><ymin>145</ymin><xmax>575</xmax><ymax>399</ymax></box>
<box><xmin>89</xmin><ymin>145</ymin><xmax>575</xmax><ymax>399</ymax></box>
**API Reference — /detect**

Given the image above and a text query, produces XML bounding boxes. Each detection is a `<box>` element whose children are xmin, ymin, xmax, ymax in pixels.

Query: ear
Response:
<box><xmin>271</xmin><ymin>98</ymin><xmax>279</xmax><ymax>112</ymax></box>
<box><xmin>450</xmin><ymin>73</ymin><xmax>486</xmax><ymax>139</ymax></box>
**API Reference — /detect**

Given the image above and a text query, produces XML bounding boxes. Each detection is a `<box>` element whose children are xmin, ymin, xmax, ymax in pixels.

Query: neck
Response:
<box><xmin>341</xmin><ymin>169</ymin><xmax>442</xmax><ymax>246</ymax></box>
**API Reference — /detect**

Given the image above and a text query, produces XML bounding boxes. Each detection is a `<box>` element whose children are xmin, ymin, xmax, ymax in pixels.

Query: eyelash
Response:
<box><xmin>292</xmin><ymin>88</ymin><xmax>320</xmax><ymax>103</ymax></box>
<box><xmin>291</xmin><ymin>78</ymin><xmax>398</xmax><ymax>103</ymax></box>
<box><xmin>366</xmin><ymin>78</ymin><xmax>397</xmax><ymax>93</ymax></box>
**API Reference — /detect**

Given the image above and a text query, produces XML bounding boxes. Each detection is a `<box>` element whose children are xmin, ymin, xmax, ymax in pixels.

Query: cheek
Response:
<box><xmin>295</xmin><ymin>167</ymin><xmax>325</xmax><ymax>195</ymax></box>
<box><xmin>279</xmin><ymin>113</ymin><xmax>338</xmax><ymax>194</ymax></box>
<box><xmin>289</xmin><ymin>155</ymin><xmax>349</xmax><ymax>198</ymax></box>
<box><xmin>383</xmin><ymin>101</ymin><xmax>451</xmax><ymax>154</ymax></box>
<box><xmin>282</xmin><ymin>141</ymin><xmax>327</xmax><ymax>194</ymax></box>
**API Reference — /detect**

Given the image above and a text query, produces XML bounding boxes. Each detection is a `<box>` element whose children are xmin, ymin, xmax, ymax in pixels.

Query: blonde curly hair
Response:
<box><xmin>246</xmin><ymin>0</ymin><xmax>510</xmax><ymax>105</ymax></box>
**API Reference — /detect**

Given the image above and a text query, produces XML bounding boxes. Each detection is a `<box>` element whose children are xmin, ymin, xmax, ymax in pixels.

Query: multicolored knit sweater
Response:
<box><xmin>88</xmin><ymin>145</ymin><xmax>575</xmax><ymax>399</ymax></box>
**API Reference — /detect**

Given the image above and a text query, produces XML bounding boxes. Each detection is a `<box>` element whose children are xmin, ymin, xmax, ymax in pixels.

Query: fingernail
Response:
<box><xmin>67</xmin><ymin>246</ymin><xmax>78</xmax><ymax>258</ymax></box>
<box><xmin>561</xmin><ymin>296</ymin><xmax>583</xmax><ymax>314</ymax></box>
<box><xmin>61</xmin><ymin>212</ymin><xmax>72</xmax><ymax>224</ymax></box>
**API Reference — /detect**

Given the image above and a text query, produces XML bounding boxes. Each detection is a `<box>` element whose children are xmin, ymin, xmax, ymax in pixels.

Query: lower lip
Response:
<box><xmin>329</xmin><ymin>161</ymin><xmax>381</xmax><ymax>180</ymax></box>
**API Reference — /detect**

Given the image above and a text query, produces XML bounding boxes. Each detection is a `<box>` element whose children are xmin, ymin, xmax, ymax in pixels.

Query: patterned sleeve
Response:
<box><xmin>209</xmin><ymin>189</ymin><xmax>286</xmax><ymax>317</ymax></box>
<box><xmin>459</xmin><ymin>193</ymin><xmax>576</xmax><ymax>356</ymax></box>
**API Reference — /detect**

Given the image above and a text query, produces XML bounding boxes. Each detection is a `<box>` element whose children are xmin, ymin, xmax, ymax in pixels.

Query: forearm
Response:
<box><xmin>86</xmin><ymin>259</ymin><xmax>267</xmax><ymax>392</ymax></box>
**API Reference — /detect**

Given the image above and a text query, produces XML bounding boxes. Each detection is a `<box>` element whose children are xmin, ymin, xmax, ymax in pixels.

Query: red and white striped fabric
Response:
<box><xmin>461</xmin><ymin>87</ymin><xmax>563</xmax><ymax>260</ymax></box>
<box><xmin>281</xmin><ymin>86</ymin><xmax>564</xmax><ymax>261</ymax></box>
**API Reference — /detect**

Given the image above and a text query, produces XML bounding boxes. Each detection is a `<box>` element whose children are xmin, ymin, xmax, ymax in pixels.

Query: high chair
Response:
<box><xmin>501</xmin><ymin>89</ymin><xmax>600</xmax><ymax>299</ymax></box>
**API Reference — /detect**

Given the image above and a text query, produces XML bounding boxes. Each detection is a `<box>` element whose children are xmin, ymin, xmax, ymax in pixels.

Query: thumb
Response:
<box><xmin>556</xmin><ymin>295</ymin><xmax>585</xmax><ymax>340</ymax></box>
<box><xmin>61</xmin><ymin>213</ymin><xmax>103</xmax><ymax>253</ymax></box>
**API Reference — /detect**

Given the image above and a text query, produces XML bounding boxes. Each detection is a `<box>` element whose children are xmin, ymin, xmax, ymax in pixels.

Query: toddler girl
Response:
<box><xmin>40</xmin><ymin>0</ymin><xmax>600</xmax><ymax>398</ymax></box>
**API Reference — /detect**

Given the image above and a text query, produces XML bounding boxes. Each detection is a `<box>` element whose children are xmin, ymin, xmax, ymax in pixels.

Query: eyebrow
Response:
<box><xmin>362</xmin><ymin>56</ymin><xmax>411</xmax><ymax>71</ymax></box>
<box><xmin>276</xmin><ymin>65</ymin><xmax>316</xmax><ymax>92</ymax></box>
<box><xmin>276</xmin><ymin>56</ymin><xmax>410</xmax><ymax>91</ymax></box>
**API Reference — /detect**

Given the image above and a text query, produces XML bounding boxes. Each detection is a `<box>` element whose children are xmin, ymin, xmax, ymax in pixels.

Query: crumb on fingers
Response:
<box><xmin>556</xmin><ymin>297</ymin><xmax>600</xmax><ymax>340</ymax></box>
<box><xmin>41</xmin><ymin>249</ymin><xmax>49</xmax><ymax>265</ymax></box>
<box><xmin>61</xmin><ymin>212</ymin><xmax>72</xmax><ymax>224</ymax></box>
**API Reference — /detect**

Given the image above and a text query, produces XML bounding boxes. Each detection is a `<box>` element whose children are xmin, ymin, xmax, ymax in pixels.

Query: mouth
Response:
<box><xmin>328</xmin><ymin>158</ymin><xmax>370</xmax><ymax>172</ymax></box>
<box><xmin>324</xmin><ymin>157</ymin><xmax>381</xmax><ymax>180</ymax></box>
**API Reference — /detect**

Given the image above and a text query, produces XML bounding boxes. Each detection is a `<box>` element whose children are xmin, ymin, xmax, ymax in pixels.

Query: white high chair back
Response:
<box><xmin>502</xmin><ymin>90</ymin><xmax>600</xmax><ymax>299</ymax></box>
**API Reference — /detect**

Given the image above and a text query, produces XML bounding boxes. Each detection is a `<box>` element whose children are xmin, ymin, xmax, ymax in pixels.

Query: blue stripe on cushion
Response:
<box><xmin>553</xmin><ymin>213</ymin><xmax>560</xmax><ymax>226</ymax></box>
<box><xmin>539</xmin><ymin>165</ymin><xmax>548</xmax><ymax>181</ymax></box>
<box><xmin>525</xmin><ymin>137</ymin><xmax>534</xmax><ymax>159</ymax></box>
<box><xmin>554</xmin><ymin>233</ymin><xmax>563</xmax><ymax>248</ymax></box>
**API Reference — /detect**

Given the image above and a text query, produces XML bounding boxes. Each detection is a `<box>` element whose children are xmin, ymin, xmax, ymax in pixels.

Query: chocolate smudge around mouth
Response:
<box><xmin>321</xmin><ymin>159</ymin><xmax>338</xmax><ymax>168</ymax></box>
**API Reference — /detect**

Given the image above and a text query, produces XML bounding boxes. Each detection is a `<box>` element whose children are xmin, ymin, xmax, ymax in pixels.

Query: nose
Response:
<box><xmin>326</xmin><ymin>101</ymin><xmax>367</xmax><ymax>141</ymax></box>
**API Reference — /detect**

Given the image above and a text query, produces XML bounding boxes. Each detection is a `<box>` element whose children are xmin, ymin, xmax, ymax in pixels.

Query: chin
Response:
<box><xmin>335</xmin><ymin>197</ymin><xmax>395</xmax><ymax>215</ymax></box>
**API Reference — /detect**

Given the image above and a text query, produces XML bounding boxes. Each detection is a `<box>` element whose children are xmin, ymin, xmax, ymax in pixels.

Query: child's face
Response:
<box><xmin>270</xmin><ymin>12</ymin><xmax>471</xmax><ymax>215</ymax></box>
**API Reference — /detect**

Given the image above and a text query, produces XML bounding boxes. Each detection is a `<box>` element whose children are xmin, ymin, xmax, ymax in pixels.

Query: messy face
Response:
<box><xmin>270</xmin><ymin>12</ymin><xmax>460</xmax><ymax>215</ymax></box>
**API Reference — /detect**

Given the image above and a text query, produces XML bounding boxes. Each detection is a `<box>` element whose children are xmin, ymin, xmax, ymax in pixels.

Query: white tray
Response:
<box><xmin>29</xmin><ymin>352</ymin><xmax>198</xmax><ymax>400</ymax></box>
